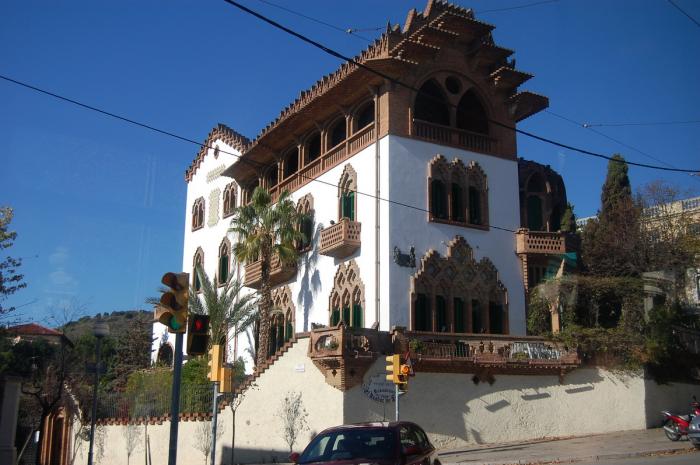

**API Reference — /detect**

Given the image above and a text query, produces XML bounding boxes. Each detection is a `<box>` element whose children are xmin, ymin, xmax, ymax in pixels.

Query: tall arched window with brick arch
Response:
<box><xmin>192</xmin><ymin>197</ymin><xmax>205</xmax><ymax>231</ymax></box>
<box><xmin>467</xmin><ymin>161</ymin><xmax>489</xmax><ymax>227</ymax></box>
<box><xmin>271</xmin><ymin>286</ymin><xmax>295</xmax><ymax>354</ymax></box>
<box><xmin>456</xmin><ymin>88</ymin><xmax>489</xmax><ymax>135</ymax></box>
<box><xmin>192</xmin><ymin>247</ymin><xmax>204</xmax><ymax>292</ymax></box>
<box><xmin>218</xmin><ymin>238</ymin><xmax>230</xmax><ymax>286</ymax></box>
<box><xmin>428</xmin><ymin>155</ymin><xmax>468</xmax><ymax>224</ymax></box>
<box><xmin>222</xmin><ymin>182</ymin><xmax>237</xmax><ymax>218</ymax></box>
<box><xmin>410</xmin><ymin>236</ymin><xmax>508</xmax><ymax>334</ymax></box>
<box><xmin>328</xmin><ymin>116</ymin><xmax>347</xmax><ymax>149</ymax></box>
<box><xmin>353</xmin><ymin>100</ymin><xmax>375</xmax><ymax>132</ymax></box>
<box><xmin>414</xmin><ymin>79</ymin><xmax>450</xmax><ymax>126</ymax></box>
<box><xmin>296</xmin><ymin>193</ymin><xmax>314</xmax><ymax>252</ymax></box>
<box><xmin>338</xmin><ymin>164</ymin><xmax>357</xmax><ymax>221</ymax></box>
<box><xmin>329</xmin><ymin>260</ymin><xmax>365</xmax><ymax>328</ymax></box>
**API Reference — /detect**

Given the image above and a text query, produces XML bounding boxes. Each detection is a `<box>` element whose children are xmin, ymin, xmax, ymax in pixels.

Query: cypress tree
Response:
<box><xmin>560</xmin><ymin>202</ymin><xmax>577</xmax><ymax>233</ymax></box>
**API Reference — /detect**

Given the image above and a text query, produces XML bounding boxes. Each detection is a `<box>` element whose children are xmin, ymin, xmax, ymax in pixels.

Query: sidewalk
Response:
<box><xmin>438</xmin><ymin>429</ymin><xmax>698</xmax><ymax>465</ymax></box>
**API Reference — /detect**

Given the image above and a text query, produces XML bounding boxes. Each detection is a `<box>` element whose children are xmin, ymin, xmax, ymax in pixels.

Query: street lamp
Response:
<box><xmin>87</xmin><ymin>320</ymin><xmax>109</xmax><ymax>465</ymax></box>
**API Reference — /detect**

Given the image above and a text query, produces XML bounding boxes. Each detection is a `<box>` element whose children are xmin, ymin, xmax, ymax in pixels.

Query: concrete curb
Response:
<box><xmin>442</xmin><ymin>444</ymin><xmax>697</xmax><ymax>465</ymax></box>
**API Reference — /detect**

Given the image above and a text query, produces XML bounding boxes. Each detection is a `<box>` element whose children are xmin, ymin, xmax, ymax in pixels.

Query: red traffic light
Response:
<box><xmin>194</xmin><ymin>319</ymin><xmax>204</xmax><ymax>331</ymax></box>
<box><xmin>187</xmin><ymin>314</ymin><xmax>210</xmax><ymax>356</ymax></box>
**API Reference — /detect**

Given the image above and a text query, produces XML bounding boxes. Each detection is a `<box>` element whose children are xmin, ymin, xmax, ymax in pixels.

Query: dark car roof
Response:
<box><xmin>318</xmin><ymin>421</ymin><xmax>420</xmax><ymax>434</ymax></box>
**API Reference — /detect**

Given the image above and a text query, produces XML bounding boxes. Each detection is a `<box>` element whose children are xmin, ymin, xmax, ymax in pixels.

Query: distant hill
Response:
<box><xmin>61</xmin><ymin>309</ymin><xmax>152</xmax><ymax>341</ymax></box>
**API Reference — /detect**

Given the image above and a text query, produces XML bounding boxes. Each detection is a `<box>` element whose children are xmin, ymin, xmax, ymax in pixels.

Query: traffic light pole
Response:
<box><xmin>168</xmin><ymin>332</ymin><xmax>183</xmax><ymax>465</ymax></box>
<box><xmin>395</xmin><ymin>383</ymin><xmax>399</xmax><ymax>421</ymax></box>
<box><xmin>210</xmin><ymin>381</ymin><xmax>220</xmax><ymax>465</ymax></box>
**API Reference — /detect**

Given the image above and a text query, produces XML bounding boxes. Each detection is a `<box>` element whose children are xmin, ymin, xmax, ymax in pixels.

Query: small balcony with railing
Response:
<box><xmin>411</xmin><ymin>118</ymin><xmax>497</xmax><ymax>155</ymax></box>
<box><xmin>318</xmin><ymin>218</ymin><xmax>362</xmax><ymax>259</ymax></box>
<box><xmin>515</xmin><ymin>228</ymin><xmax>578</xmax><ymax>255</ymax></box>
<box><xmin>243</xmin><ymin>254</ymin><xmax>296</xmax><ymax>289</ymax></box>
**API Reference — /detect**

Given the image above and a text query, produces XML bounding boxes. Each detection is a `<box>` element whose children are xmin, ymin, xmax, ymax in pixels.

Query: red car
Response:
<box><xmin>289</xmin><ymin>421</ymin><xmax>441</xmax><ymax>465</ymax></box>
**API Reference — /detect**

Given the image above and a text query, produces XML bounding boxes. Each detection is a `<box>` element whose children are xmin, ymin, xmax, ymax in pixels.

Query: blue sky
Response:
<box><xmin>2</xmin><ymin>0</ymin><xmax>699</xmax><ymax>325</ymax></box>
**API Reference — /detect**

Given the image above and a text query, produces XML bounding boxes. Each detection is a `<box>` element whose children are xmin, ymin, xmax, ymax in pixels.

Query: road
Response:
<box><xmin>576</xmin><ymin>451</ymin><xmax>699</xmax><ymax>465</ymax></box>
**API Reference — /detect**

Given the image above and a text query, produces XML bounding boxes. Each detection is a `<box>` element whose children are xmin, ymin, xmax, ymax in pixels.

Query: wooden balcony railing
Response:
<box><xmin>412</xmin><ymin>119</ymin><xmax>497</xmax><ymax>155</ymax></box>
<box><xmin>516</xmin><ymin>228</ymin><xmax>568</xmax><ymax>255</ymax></box>
<box><xmin>319</xmin><ymin>218</ymin><xmax>361</xmax><ymax>258</ymax></box>
<box><xmin>243</xmin><ymin>254</ymin><xmax>296</xmax><ymax>289</ymax></box>
<box><xmin>268</xmin><ymin>124</ymin><xmax>375</xmax><ymax>202</ymax></box>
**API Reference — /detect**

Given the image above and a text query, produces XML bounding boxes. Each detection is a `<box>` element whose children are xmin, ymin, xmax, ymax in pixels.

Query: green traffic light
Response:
<box><xmin>170</xmin><ymin>316</ymin><xmax>182</xmax><ymax>330</ymax></box>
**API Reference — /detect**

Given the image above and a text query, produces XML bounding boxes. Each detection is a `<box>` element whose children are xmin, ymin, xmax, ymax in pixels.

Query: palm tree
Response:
<box><xmin>229</xmin><ymin>187</ymin><xmax>305</xmax><ymax>368</ymax></box>
<box><xmin>190</xmin><ymin>266</ymin><xmax>257</xmax><ymax>348</ymax></box>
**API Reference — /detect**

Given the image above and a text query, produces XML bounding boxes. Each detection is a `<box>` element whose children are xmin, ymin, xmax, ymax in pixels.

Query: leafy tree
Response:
<box><xmin>190</xmin><ymin>266</ymin><xmax>257</xmax><ymax>348</ymax></box>
<box><xmin>581</xmin><ymin>155</ymin><xmax>644</xmax><ymax>277</ymax></box>
<box><xmin>0</xmin><ymin>207</ymin><xmax>27</xmax><ymax>321</ymax></box>
<box><xmin>229</xmin><ymin>187</ymin><xmax>305</xmax><ymax>367</ymax></box>
<box><xmin>560</xmin><ymin>202</ymin><xmax>577</xmax><ymax>233</ymax></box>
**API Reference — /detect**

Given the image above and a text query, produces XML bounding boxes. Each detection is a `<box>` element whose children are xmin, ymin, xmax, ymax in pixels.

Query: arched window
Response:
<box><xmin>265</xmin><ymin>164</ymin><xmax>279</xmax><ymax>188</ymax></box>
<box><xmin>527</xmin><ymin>196</ymin><xmax>544</xmax><ymax>230</ymax></box>
<box><xmin>218</xmin><ymin>239</ymin><xmax>230</xmax><ymax>286</ymax></box>
<box><xmin>355</xmin><ymin>101</ymin><xmax>375</xmax><ymax>131</ymax></box>
<box><xmin>467</xmin><ymin>161</ymin><xmax>489</xmax><ymax>227</ymax></box>
<box><xmin>192</xmin><ymin>198</ymin><xmax>205</xmax><ymax>231</ymax></box>
<box><xmin>283</xmin><ymin>148</ymin><xmax>299</xmax><ymax>179</ymax></box>
<box><xmin>243</xmin><ymin>180</ymin><xmax>258</xmax><ymax>205</ymax></box>
<box><xmin>269</xmin><ymin>312</ymin><xmax>285</xmax><ymax>355</ymax></box>
<box><xmin>272</xmin><ymin>286</ymin><xmax>295</xmax><ymax>345</ymax></box>
<box><xmin>222</xmin><ymin>182</ymin><xmax>237</xmax><ymax>218</ymax></box>
<box><xmin>296</xmin><ymin>194</ymin><xmax>314</xmax><ymax>252</ymax></box>
<box><xmin>329</xmin><ymin>260</ymin><xmax>365</xmax><ymax>328</ymax></box>
<box><xmin>430</xmin><ymin>180</ymin><xmax>447</xmax><ymax>220</ymax></box>
<box><xmin>338</xmin><ymin>164</ymin><xmax>357</xmax><ymax>221</ymax></box>
<box><xmin>306</xmin><ymin>132</ymin><xmax>321</xmax><ymax>164</ymax></box>
<box><xmin>328</xmin><ymin>117</ymin><xmax>347</xmax><ymax>149</ymax></box>
<box><xmin>193</xmin><ymin>247</ymin><xmax>204</xmax><ymax>292</ymax></box>
<box><xmin>456</xmin><ymin>89</ymin><xmax>489</xmax><ymax>134</ymax></box>
<box><xmin>414</xmin><ymin>80</ymin><xmax>450</xmax><ymax>126</ymax></box>
<box><xmin>411</xmin><ymin>236</ymin><xmax>508</xmax><ymax>334</ymax></box>
<box><xmin>451</xmin><ymin>183</ymin><xmax>464</xmax><ymax>222</ymax></box>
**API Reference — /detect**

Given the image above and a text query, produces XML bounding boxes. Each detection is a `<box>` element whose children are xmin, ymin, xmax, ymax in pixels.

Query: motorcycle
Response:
<box><xmin>661</xmin><ymin>396</ymin><xmax>700</xmax><ymax>441</ymax></box>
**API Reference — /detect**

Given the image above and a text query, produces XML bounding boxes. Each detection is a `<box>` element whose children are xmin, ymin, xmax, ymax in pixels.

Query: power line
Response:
<box><xmin>0</xmin><ymin>73</ymin><xmax>518</xmax><ymax>233</ymax></box>
<box><xmin>668</xmin><ymin>0</ymin><xmax>700</xmax><ymax>29</ymax></box>
<box><xmin>545</xmin><ymin>110</ymin><xmax>700</xmax><ymax>184</ymax></box>
<box><xmin>477</xmin><ymin>0</ymin><xmax>560</xmax><ymax>14</ymax></box>
<box><xmin>582</xmin><ymin>119</ymin><xmax>700</xmax><ymax>128</ymax></box>
<box><xmin>221</xmin><ymin>0</ymin><xmax>700</xmax><ymax>174</ymax></box>
<box><xmin>251</xmin><ymin>0</ymin><xmax>375</xmax><ymax>41</ymax></box>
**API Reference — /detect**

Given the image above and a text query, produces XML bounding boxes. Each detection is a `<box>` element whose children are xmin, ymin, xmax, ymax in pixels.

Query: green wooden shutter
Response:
<box><xmin>472</xmin><ymin>300</ymin><xmax>481</xmax><ymax>333</ymax></box>
<box><xmin>454</xmin><ymin>298</ymin><xmax>465</xmax><ymax>333</ymax></box>
<box><xmin>342</xmin><ymin>306</ymin><xmax>351</xmax><ymax>325</ymax></box>
<box><xmin>451</xmin><ymin>183</ymin><xmax>463</xmax><ymax>222</ymax></box>
<box><xmin>489</xmin><ymin>303</ymin><xmax>504</xmax><ymax>334</ymax></box>
<box><xmin>436</xmin><ymin>296</ymin><xmax>446</xmax><ymax>332</ymax></box>
<box><xmin>416</xmin><ymin>293</ymin><xmax>431</xmax><ymax>331</ymax></box>
<box><xmin>352</xmin><ymin>304</ymin><xmax>362</xmax><ymax>328</ymax></box>
<box><xmin>331</xmin><ymin>308</ymin><xmax>340</xmax><ymax>326</ymax></box>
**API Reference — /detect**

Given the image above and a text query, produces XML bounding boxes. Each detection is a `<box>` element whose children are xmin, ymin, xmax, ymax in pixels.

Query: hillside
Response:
<box><xmin>62</xmin><ymin>309</ymin><xmax>152</xmax><ymax>341</ymax></box>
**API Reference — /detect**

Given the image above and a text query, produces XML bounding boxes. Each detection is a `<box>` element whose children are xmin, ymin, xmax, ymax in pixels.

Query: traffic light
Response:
<box><xmin>219</xmin><ymin>366</ymin><xmax>233</xmax><ymax>393</ymax></box>
<box><xmin>385</xmin><ymin>354</ymin><xmax>400</xmax><ymax>384</ymax></box>
<box><xmin>208</xmin><ymin>344</ymin><xmax>223</xmax><ymax>382</ymax></box>
<box><xmin>398</xmin><ymin>363</ymin><xmax>410</xmax><ymax>392</ymax></box>
<box><xmin>187</xmin><ymin>314</ymin><xmax>210</xmax><ymax>356</ymax></box>
<box><xmin>154</xmin><ymin>272</ymin><xmax>189</xmax><ymax>333</ymax></box>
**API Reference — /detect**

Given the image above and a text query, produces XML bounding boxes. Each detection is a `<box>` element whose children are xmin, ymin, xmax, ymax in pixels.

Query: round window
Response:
<box><xmin>445</xmin><ymin>76</ymin><xmax>461</xmax><ymax>94</ymax></box>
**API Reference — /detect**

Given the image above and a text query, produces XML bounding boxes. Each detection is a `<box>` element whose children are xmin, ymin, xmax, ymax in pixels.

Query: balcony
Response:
<box><xmin>243</xmin><ymin>255</ymin><xmax>296</xmax><ymax>289</ymax></box>
<box><xmin>412</xmin><ymin>119</ymin><xmax>497</xmax><ymax>155</ymax></box>
<box><xmin>319</xmin><ymin>218</ymin><xmax>361</xmax><ymax>259</ymax></box>
<box><xmin>516</xmin><ymin>228</ymin><xmax>573</xmax><ymax>255</ymax></box>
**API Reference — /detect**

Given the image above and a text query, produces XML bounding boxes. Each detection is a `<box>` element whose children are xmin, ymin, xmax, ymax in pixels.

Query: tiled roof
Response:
<box><xmin>8</xmin><ymin>323</ymin><xmax>63</xmax><ymax>336</ymax></box>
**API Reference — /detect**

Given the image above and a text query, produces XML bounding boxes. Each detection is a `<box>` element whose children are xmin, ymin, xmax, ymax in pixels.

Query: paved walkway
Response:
<box><xmin>439</xmin><ymin>429</ymin><xmax>698</xmax><ymax>465</ymax></box>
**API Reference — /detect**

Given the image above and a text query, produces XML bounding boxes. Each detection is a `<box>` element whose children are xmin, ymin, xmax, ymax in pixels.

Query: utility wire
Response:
<box><xmin>668</xmin><ymin>0</ymin><xmax>700</xmax><ymax>29</ymax></box>
<box><xmin>0</xmin><ymin>73</ymin><xmax>518</xmax><ymax>233</ymax></box>
<box><xmin>582</xmin><ymin>119</ymin><xmax>700</xmax><ymax>128</ymax></box>
<box><xmin>545</xmin><ymin>110</ymin><xmax>700</xmax><ymax>184</ymax></box>
<box><xmin>221</xmin><ymin>0</ymin><xmax>700</xmax><ymax>174</ymax></box>
<box><xmin>252</xmin><ymin>0</ymin><xmax>374</xmax><ymax>41</ymax></box>
<box><xmin>477</xmin><ymin>0</ymin><xmax>559</xmax><ymax>14</ymax></box>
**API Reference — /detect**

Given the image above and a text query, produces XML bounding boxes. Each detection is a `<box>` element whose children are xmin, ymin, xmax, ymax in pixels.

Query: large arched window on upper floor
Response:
<box><xmin>193</xmin><ymin>247</ymin><xmax>204</xmax><ymax>292</ymax></box>
<box><xmin>283</xmin><ymin>147</ymin><xmax>299</xmax><ymax>179</ymax></box>
<box><xmin>414</xmin><ymin>79</ymin><xmax>450</xmax><ymax>126</ymax></box>
<box><xmin>329</xmin><ymin>260</ymin><xmax>364</xmax><ymax>328</ymax></box>
<box><xmin>428</xmin><ymin>155</ymin><xmax>475</xmax><ymax>226</ymax></box>
<box><xmin>192</xmin><ymin>197</ymin><xmax>205</xmax><ymax>231</ymax></box>
<box><xmin>222</xmin><ymin>182</ymin><xmax>237</xmax><ymax>218</ymax></box>
<box><xmin>305</xmin><ymin>132</ymin><xmax>322</xmax><ymax>164</ymax></box>
<box><xmin>265</xmin><ymin>164</ymin><xmax>279</xmax><ymax>189</ymax></box>
<box><xmin>242</xmin><ymin>180</ymin><xmax>258</xmax><ymax>205</ymax></box>
<box><xmin>456</xmin><ymin>89</ymin><xmax>489</xmax><ymax>135</ymax></box>
<box><xmin>354</xmin><ymin>100</ymin><xmax>375</xmax><ymax>132</ymax></box>
<box><xmin>218</xmin><ymin>238</ymin><xmax>230</xmax><ymax>286</ymax></box>
<box><xmin>328</xmin><ymin>117</ymin><xmax>347</xmax><ymax>149</ymax></box>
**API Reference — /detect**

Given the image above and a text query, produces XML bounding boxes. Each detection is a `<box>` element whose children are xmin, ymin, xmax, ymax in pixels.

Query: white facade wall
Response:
<box><xmin>163</xmin><ymin>131</ymin><xmax>529</xmax><ymax>370</ymax></box>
